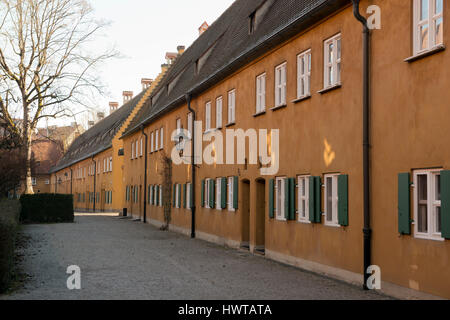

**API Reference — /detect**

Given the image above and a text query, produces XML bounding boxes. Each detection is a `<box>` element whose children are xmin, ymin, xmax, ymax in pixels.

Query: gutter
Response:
<box><xmin>352</xmin><ymin>0</ymin><xmax>371</xmax><ymax>290</ymax></box>
<box><xmin>186</xmin><ymin>93</ymin><xmax>196</xmax><ymax>238</ymax></box>
<box><xmin>91</xmin><ymin>156</ymin><xmax>96</xmax><ymax>212</ymax></box>
<box><xmin>141</xmin><ymin>125</ymin><xmax>148</xmax><ymax>223</ymax></box>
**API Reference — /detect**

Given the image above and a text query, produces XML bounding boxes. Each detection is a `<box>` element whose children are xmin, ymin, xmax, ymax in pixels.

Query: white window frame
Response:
<box><xmin>256</xmin><ymin>73</ymin><xmax>266</xmax><ymax>113</ymax></box>
<box><xmin>175</xmin><ymin>184</ymin><xmax>180</xmax><ymax>208</ymax></box>
<box><xmin>227</xmin><ymin>89</ymin><xmax>236</xmax><ymax>124</ymax></box>
<box><xmin>187</xmin><ymin>183</ymin><xmax>192</xmax><ymax>209</ymax></box>
<box><xmin>109</xmin><ymin>157</ymin><xmax>113</xmax><ymax>172</ymax></box>
<box><xmin>297</xmin><ymin>175</ymin><xmax>310</xmax><ymax>223</ymax></box>
<box><xmin>275</xmin><ymin>177</ymin><xmax>286</xmax><ymax>221</ymax></box>
<box><xmin>216</xmin><ymin>97</ymin><xmax>223</xmax><ymax>129</ymax></box>
<box><xmin>135</xmin><ymin>141</ymin><xmax>139</xmax><ymax>158</ymax></box>
<box><xmin>205</xmin><ymin>178</ymin><xmax>211</xmax><ymax>209</ymax></box>
<box><xmin>275</xmin><ymin>62</ymin><xmax>287</xmax><ymax>107</ymax></box>
<box><xmin>131</xmin><ymin>142</ymin><xmax>134</xmax><ymax>159</ymax></box>
<box><xmin>176</xmin><ymin>118</ymin><xmax>182</xmax><ymax>135</ymax></box>
<box><xmin>297</xmin><ymin>50</ymin><xmax>311</xmax><ymax>99</ymax></box>
<box><xmin>413</xmin><ymin>0</ymin><xmax>444</xmax><ymax>55</ymax></box>
<box><xmin>155</xmin><ymin>130</ymin><xmax>159</xmax><ymax>151</ymax></box>
<box><xmin>227</xmin><ymin>177</ymin><xmax>235</xmax><ymax>212</ymax></box>
<box><xmin>187</xmin><ymin>113</ymin><xmax>193</xmax><ymax>139</ymax></box>
<box><xmin>140</xmin><ymin>138</ymin><xmax>143</xmax><ymax>157</ymax></box>
<box><xmin>150</xmin><ymin>132</ymin><xmax>154</xmax><ymax>153</ymax></box>
<box><xmin>32</xmin><ymin>177</ymin><xmax>37</xmax><ymax>186</ymax></box>
<box><xmin>160</xmin><ymin>127</ymin><xmax>164</xmax><ymax>149</ymax></box>
<box><xmin>45</xmin><ymin>179</ymin><xmax>50</xmax><ymax>185</ymax></box>
<box><xmin>324</xmin><ymin>174</ymin><xmax>339</xmax><ymax>227</ymax></box>
<box><xmin>216</xmin><ymin>178</ymin><xmax>222</xmax><ymax>210</ymax></box>
<box><xmin>104</xmin><ymin>159</ymin><xmax>106</xmax><ymax>173</ymax></box>
<box><xmin>323</xmin><ymin>34</ymin><xmax>341</xmax><ymax>89</ymax></box>
<box><xmin>205</xmin><ymin>102</ymin><xmax>211</xmax><ymax>132</ymax></box>
<box><xmin>413</xmin><ymin>169</ymin><xmax>444</xmax><ymax>241</ymax></box>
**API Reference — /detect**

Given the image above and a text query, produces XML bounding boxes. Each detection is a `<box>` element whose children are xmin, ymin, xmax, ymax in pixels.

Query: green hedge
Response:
<box><xmin>20</xmin><ymin>194</ymin><xmax>74</xmax><ymax>223</ymax></box>
<box><xmin>0</xmin><ymin>200</ymin><xmax>20</xmax><ymax>293</ymax></box>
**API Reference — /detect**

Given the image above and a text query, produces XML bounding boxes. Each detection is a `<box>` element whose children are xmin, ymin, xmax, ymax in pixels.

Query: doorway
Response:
<box><xmin>255</xmin><ymin>178</ymin><xmax>266</xmax><ymax>254</ymax></box>
<box><xmin>241</xmin><ymin>180</ymin><xmax>250</xmax><ymax>250</ymax></box>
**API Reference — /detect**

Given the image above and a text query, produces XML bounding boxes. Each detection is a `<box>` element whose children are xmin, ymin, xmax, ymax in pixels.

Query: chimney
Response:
<box><xmin>97</xmin><ymin>112</ymin><xmax>105</xmax><ymax>121</ymax></box>
<box><xmin>177</xmin><ymin>45</ymin><xmax>185</xmax><ymax>56</ymax></box>
<box><xmin>199</xmin><ymin>21</ymin><xmax>209</xmax><ymax>36</ymax></box>
<box><xmin>165</xmin><ymin>52</ymin><xmax>177</xmax><ymax>65</ymax></box>
<box><xmin>88</xmin><ymin>120</ymin><xmax>95</xmax><ymax>129</ymax></box>
<box><xmin>122</xmin><ymin>91</ymin><xmax>133</xmax><ymax>104</ymax></box>
<box><xmin>109</xmin><ymin>102</ymin><xmax>119</xmax><ymax>114</ymax></box>
<box><xmin>161</xmin><ymin>63</ymin><xmax>169</xmax><ymax>73</ymax></box>
<box><xmin>141</xmin><ymin>78</ymin><xmax>153</xmax><ymax>91</ymax></box>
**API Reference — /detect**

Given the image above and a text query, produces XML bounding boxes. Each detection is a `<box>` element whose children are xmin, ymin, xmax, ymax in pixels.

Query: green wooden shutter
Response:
<box><xmin>314</xmin><ymin>176</ymin><xmax>322</xmax><ymax>223</ymax></box>
<box><xmin>398</xmin><ymin>173</ymin><xmax>411</xmax><ymax>235</ymax></box>
<box><xmin>221</xmin><ymin>177</ymin><xmax>227</xmax><ymax>209</ymax></box>
<box><xmin>178</xmin><ymin>184</ymin><xmax>182</xmax><ymax>208</ymax></box>
<box><xmin>173</xmin><ymin>184</ymin><xmax>176</xmax><ymax>208</ymax></box>
<box><xmin>157</xmin><ymin>185</ymin><xmax>160</xmax><ymax>206</ymax></box>
<box><xmin>233</xmin><ymin>176</ymin><xmax>238</xmax><ymax>209</ymax></box>
<box><xmin>338</xmin><ymin>175</ymin><xmax>349</xmax><ymax>226</ymax></box>
<box><xmin>209</xmin><ymin>180</ymin><xmax>215</xmax><ymax>209</ymax></box>
<box><xmin>289</xmin><ymin>178</ymin><xmax>296</xmax><ymax>220</ymax></box>
<box><xmin>183</xmin><ymin>184</ymin><xmax>186</xmax><ymax>208</ymax></box>
<box><xmin>309</xmin><ymin>177</ymin><xmax>315</xmax><ymax>223</ymax></box>
<box><xmin>269</xmin><ymin>179</ymin><xmax>274</xmax><ymax>219</ymax></box>
<box><xmin>441</xmin><ymin>170</ymin><xmax>450</xmax><ymax>239</ymax></box>
<box><xmin>201</xmin><ymin>180</ymin><xmax>205</xmax><ymax>207</ymax></box>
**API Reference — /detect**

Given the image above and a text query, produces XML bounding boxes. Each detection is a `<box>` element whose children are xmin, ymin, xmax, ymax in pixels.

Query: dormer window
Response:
<box><xmin>249</xmin><ymin>11</ymin><xmax>256</xmax><ymax>34</ymax></box>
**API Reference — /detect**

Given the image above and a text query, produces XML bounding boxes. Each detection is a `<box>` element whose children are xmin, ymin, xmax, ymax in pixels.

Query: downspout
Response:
<box><xmin>70</xmin><ymin>169</ymin><xmax>73</xmax><ymax>195</ymax></box>
<box><xmin>352</xmin><ymin>0</ymin><xmax>371</xmax><ymax>290</ymax></box>
<box><xmin>141</xmin><ymin>125</ymin><xmax>148</xmax><ymax>223</ymax></box>
<box><xmin>186</xmin><ymin>93</ymin><xmax>196</xmax><ymax>239</ymax></box>
<box><xmin>91</xmin><ymin>157</ymin><xmax>96</xmax><ymax>212</ymax></box>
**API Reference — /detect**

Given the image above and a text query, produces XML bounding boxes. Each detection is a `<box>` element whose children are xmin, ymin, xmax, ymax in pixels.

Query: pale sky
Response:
<box><xmin>46</xmin><ymin>0</ymin><xmax>235</xmax><ymax>128</ymax></box>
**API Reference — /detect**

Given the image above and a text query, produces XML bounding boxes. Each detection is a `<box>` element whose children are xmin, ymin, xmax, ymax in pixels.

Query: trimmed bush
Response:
<box><xmin>20</xmin><ymin>193</ymin><xmax>74</xmax><ymax>223</ymax></box>
<box><xmin>0</xmin><ymin>200</ymin><xmax>20</xmax><ymax>293</ymax></box>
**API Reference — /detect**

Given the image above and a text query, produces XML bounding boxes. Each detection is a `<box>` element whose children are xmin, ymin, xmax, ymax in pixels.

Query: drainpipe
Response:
<box><xmin>352</xmin><ymin>0</ymin><xmax>371</xmax><ymax>290</ymax></box>
<box><xmin>91</xmin><ymin>157</ymin><xmax>96</xmax><ymax>212</ymax></box>
<box><xmin>70</xmin><ymin>169</ymin><xmax>73</xmax><ymax>195</ymax></box>
<box><xmin>141</xmin><ymin>125</ymin><xmax>148</xmax><ymax>223</ymax></box>
<box><xmin>186</xmin><ymin>93</ymin><xmax>196</xmax><ymax>239</ymax></box>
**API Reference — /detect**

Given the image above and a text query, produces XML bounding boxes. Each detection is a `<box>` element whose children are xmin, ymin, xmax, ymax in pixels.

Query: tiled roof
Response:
<box><xmin>122</xmin><ymin>0</ymin><xmax>349</xmax><ymax>137</ymax></box>
<box><xmin>49</xmin><ymin>91</ymin><xmax>145</xmax><ymax>173</ymax></box>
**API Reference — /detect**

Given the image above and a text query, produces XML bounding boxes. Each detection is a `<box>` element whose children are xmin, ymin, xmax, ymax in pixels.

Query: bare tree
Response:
<box><xmin>0</xmin><ymin>0</ymin><xmax>116</xmax><ymax>194</ymax></box>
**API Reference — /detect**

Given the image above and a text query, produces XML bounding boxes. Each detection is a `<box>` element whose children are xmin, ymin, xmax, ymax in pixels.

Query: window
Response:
<box><xmin>104</xmin><ymin>159</ymin><xmax>106</xmax><ymax>172</ymax></box>
<box><xmin>160</xmin><ymin>127</ymin><xmax>164</xmax><ymax>149</ymax></box>
<box><xmin>414</xmin><ymin>169</ymin><xmax>443</xmax><ymax>240</ymax></box>
<box><xmin>216</xmin><ymin>178</ymin><xmax>222</xmax><ymax>210</ymax></box>
<box><xmin>297</xmin><ymin>50</ymin><xmax>311</xmax><ymax>98</ymax></box>
<box><xmin>176</xmin><ymin>118</ymin><xmax>182</xmax><ymax>135</ymax></box>
<box><xmin>155</xmin><ymin>130</ymin><xmax>159</xmax><ymax>151</ymax></box>
<box><xmin>140</xmin><ymin>138</ymin><xmax>143</xmax><ymax>157</ymax></box>
<box><xmin>45</xmin><ymin>179</ymin><xmax>50</xmax><ymax>185</ymax></box>
<box><xmin>159</xmin><ymin>185</ymin><xmax>163</xmax><ymax>207</ymax></box>
<box><xmin>187</xmin><ymin>183</ymin><xmax>192</xmax><ymax>209</ymax></box>
<box><xmin>187</xmin><ymin>113</ymin><xmax>193</xmax><ymax>139</ymax></box>
<box><xmin>256</xmin><ymin>73</ymin><xmax>266</xmax><ymax>113</ymax></box>
<box><xmin>275</xmin><ymin>177</ymin><xmax>286</xmax><ymax>220</ymax></box>
<box><xmin>205</xmin><ymin>102</ymin><xmax>211</xmax><ymax>131</ymax></box>
<box><xmin>205</xmin><ymin>179</ymin><xmax>211</xmax><ymax>208</ymax></box>
<box><xmin>216</xmin><ymin>97</ymin><xmax>223</xmax><ymax>129</ymax></box>
<box><xmin>413</xmin><ymin>0</ymin><xmax>444</xmax><ymax>55</ymax></box>
<box><xmin>275</xmin><ymin>63</ymin><xmax>287</xmax><ymax>107</ymax></box>
<box><xmin>227</xmin><ymin>177</ymin><xmax>235</xmax><ymax>212</ymax></box>
<box><xmin>249</xmin><ymin>11</ymin><xmax>256</xmax><ymax>34</ymax></box>
<box><xmin>135</xmin><ymin>141</ymin><xmax>139</xmax><ymax>158</ymax></box>
<box><xmin>227</xmin><ymin>89</ymin><xmax>236</xmax><ymax>124</ymax></box>
<box><xmin>298</xmin><ymin>176</ymin><xmax>310</xmax><ymax>222</ymax></box>
<box><xmin>324</xmin><ymin>34</ymin><xmax>341</xmax><ymax>88</ymax></box>
<box><xmin>109</xmin><ymin>157</ymin><xmax>113</xmax><ymax>172</ymax></box>
<box><xmin>32</xmin><ymin>177</ymin><xmax>37</xmax><ymax>186</ymax></box>
<box><xmin>324</xmin><ymin>174</ymin><xmax>339</xmax><ymax>226</ymax></box>
<box><xmin>175</xmin><ymin>184</ymin><xmax>180</xmax><ymax>208</ymax></box>
<box><xmin>151</xmin><ymin>132</ymin><xmax>154</xmax><ymax>153</ymax></box>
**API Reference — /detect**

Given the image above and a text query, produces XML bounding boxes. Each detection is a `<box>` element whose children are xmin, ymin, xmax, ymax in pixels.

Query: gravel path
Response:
<box><xmin>0</xmin><ymin>216</ymin><xmax>390</xmax><ymax>300</ymax></box>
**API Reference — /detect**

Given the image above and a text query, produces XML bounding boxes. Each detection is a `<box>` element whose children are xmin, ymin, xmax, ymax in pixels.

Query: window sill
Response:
<box><xmin>298</xmin><ymin>219</ymin><xmax>311</xmax><ymax>224</ymax></box>
<box><xmin>253</xmin><ymin>111</ymin><xmax>266</xmax><ymax>118</ymax></box>
<box><xmin>404</xmin><ymin>45</ymin><xmax>445</xmax><ymax>63</ymax></box>
<box><xmin>292</xmin><ymin>95</ymin><xmax>311</xmax><ymax>104</ymax></box>
<box><xmin>413</xmin><ymin>234</ymin><xmax>445</xmax><ymax>242</ymax></box>
<box><xmin>318</xmin><ymin>84</ymin><xmax>341</xmax><ymax>94</ymax></box>
<box><xmin>225</xmin><ymin>122</ymin><xmax>236</xmax><ymax>128</ymax></box>
<box><xmin>270</xmin><ymin>104</ymin><xmax>287</xmax><ymax>112</ymax></box>
<box><xmin>324</xmin><ymin>222</ymin><xmax>341</xmax><ymax>228</ymax></box>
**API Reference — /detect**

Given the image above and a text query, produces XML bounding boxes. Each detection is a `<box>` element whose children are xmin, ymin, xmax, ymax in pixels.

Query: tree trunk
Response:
<box><xmin>23</xmin><ymin>102</ymin><xmax>34</xmax><ymax>195</ymax></box>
